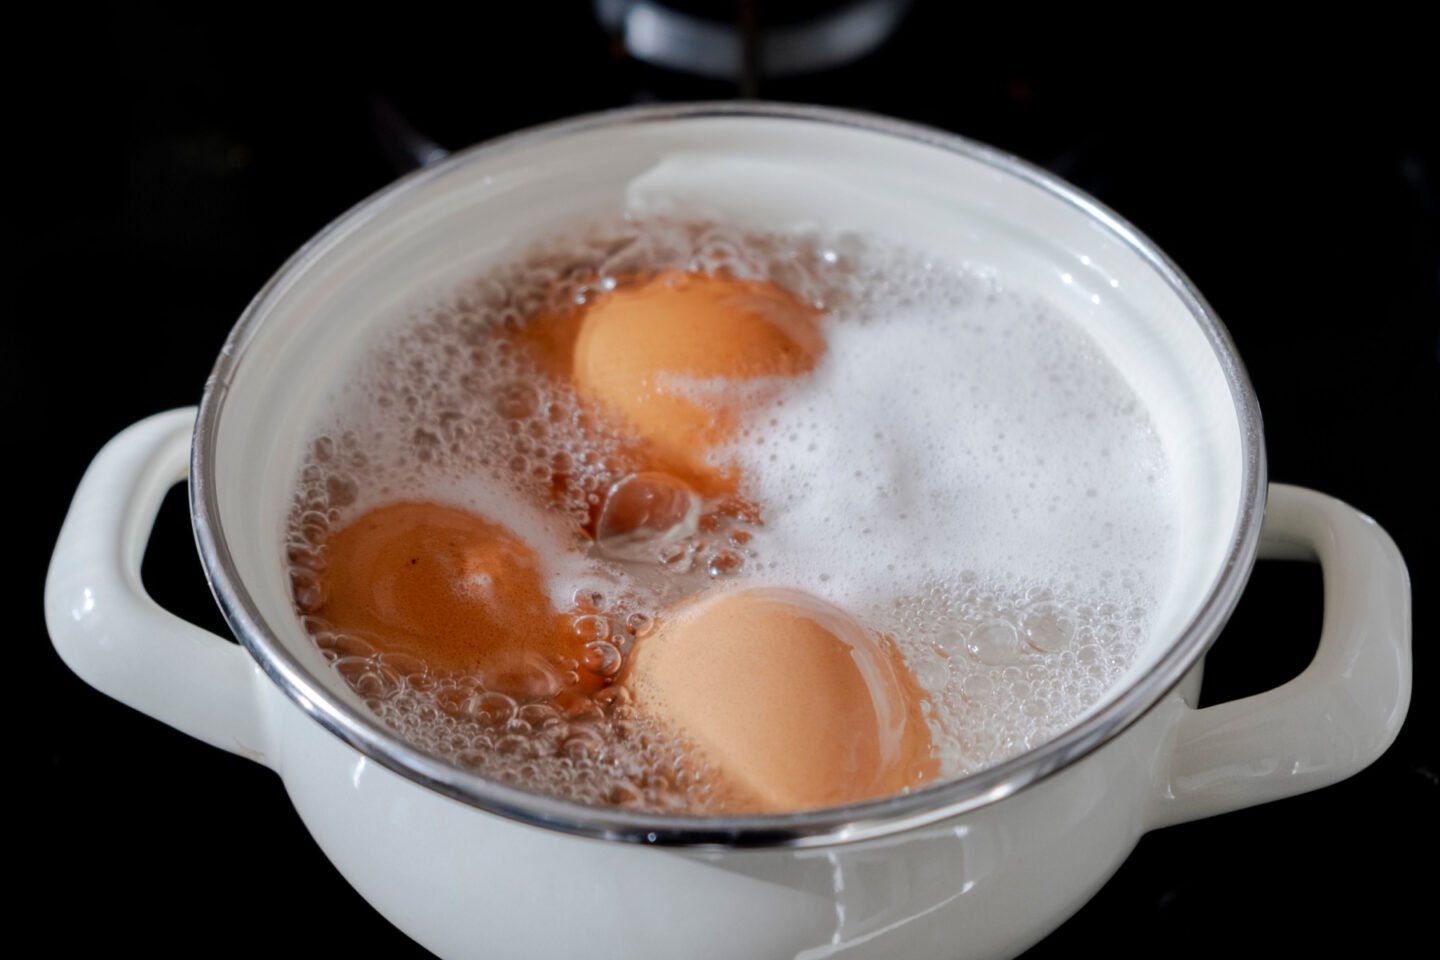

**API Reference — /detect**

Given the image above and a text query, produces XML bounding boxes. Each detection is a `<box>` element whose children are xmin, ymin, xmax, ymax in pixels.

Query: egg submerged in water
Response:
<box><xmin>310</xmin><ymin>501</ymin><xmax>586</xmax><ymax>699</ymax></box>
<box><xmin>621</xmin><ymin>587</ymin><xmax>938</xmax><ymax>813</ymax></box>
<box><xmin>571</xmin><ymin>270</ymin><xmax>824</xmax><ymax>495</ymax></box>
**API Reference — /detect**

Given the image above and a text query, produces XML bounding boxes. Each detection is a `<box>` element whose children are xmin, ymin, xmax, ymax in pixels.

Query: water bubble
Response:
<box><xmin>335</xmin><ymin>658</ymin><xmax>402</xmax><ymax>700</ymax></box>
<box><xmin>495</xmin><ymin>734</ymin><xmax>535</xmax><ymax>757</ymax></box>
<box><xmin>595</xmin><ymin>685</ymin><xmax>633</xmax><ymax>710</ymax></box>
<box><xmin>378</xmin><ymin>652</ymin><xmax>428</xmax><ymax>678</ymax></box>
<box><xmin>495</xmin><ymin>381</ymin><xmax>540</xmax><ymax>420</ymax></box>
<box><xmin>562</xmin><ymin>732</ymin><xmax>600</xmax><ymax>761</ymax></box>
<box><xmin>582</xmin><ymin>641</ymin><xmax>623</xmax><ymax>678</ymax></box>
<box><xmin>288</xmin><ymin>543</ymin><xmax>325</xmax><ymax>571</ymax></box>
<box><xmin>554</xmin><ymin>688</ymin><xmax>606</xmax><ymax>726</ymax></box>
<box><xmin>658</xmin><ymin>541</ymin><xmax>696</xmax><ymax>574</ymax></box>
<box><xmin>607</xmin><ymin>782</ymin><xmax>644</xmax><ymax>807</ymax></box>
<box><xmin>960</xmin><ymin>673</ymin><xmax>993</xmax><ymax>701</ymax></box>
<box><xmin>505</xmin><ymin>716</ymin><xmax>533</xmax><ymax>736</ymax></box>
<box><xmin>518</xmin><ymin>702</ymin><xmax>561</xmax><ymax>725</ymax></box>
<box><xmin>595</xmin><ymin>472</ymin><xmax>701</xmax><ymax>563</ymax></box>
<box><xmin>572</xmin><ymin>614</ymin><xmax>610</xmax><ymax>644</ymax></box>
<box><xmin>966</xmin><ymin>619</ymin><xmax>1025</xmax><ymax>665</ymax></box>
<box><xmin>1022</xmin><ymin>603</ymin><xmax>1076</xmax><ymax>653</ymax></box>
<box><xmin>915</xmin><ymin>656</ymin><xmax>948</xmax><ymax>692</ymax></box>
<box><xmin>934</xmin><ymin>626</ymin><xmax>968</xmax><ymax>655</ymax></box>
<box><xmin>290</xmin><ymin>569</ymin><xmax>326</xmax><ymax>613</ymax></box>
<box><xmin>706</xmin><ymin>549</ymin><xmax>744</xmax><ymax>578</ymax></box>
<box><xmin>470</xmin><ymin>692</ymin><xmax>518</xmax><ymax>725</ymax></box>
<box><xmin>485</xmin><ymin>655</ymin><xmax>564</xmax><ymax>700</ymax></box>
<box><xmin>325</xmin><ymin>473</ymin><xmax>358</xmax><ymax>507</ymax></box>
<box><xmin>316</xmin><ymin>631</ymin><xmax>375</xmax><ymax>659</ymax></box>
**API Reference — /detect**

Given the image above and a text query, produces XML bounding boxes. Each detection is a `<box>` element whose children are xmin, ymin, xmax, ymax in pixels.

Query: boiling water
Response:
<box><xmin>285</xmin><ymin>216</ymin><xmax>1178</xmax><ymax>812</ymax></box>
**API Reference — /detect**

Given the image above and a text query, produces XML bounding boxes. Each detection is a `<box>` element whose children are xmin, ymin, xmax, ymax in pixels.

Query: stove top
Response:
<box><xmin>19</xmin><ymin>4</ymin><xmax>1434</xmax><ymax>956</ymax></box>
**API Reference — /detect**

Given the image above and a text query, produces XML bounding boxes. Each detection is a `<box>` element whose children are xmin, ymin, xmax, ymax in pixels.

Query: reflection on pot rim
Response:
<box><xmin>190</xmin><ymin>101</ymin><xmax>1268</xmax><ymax>848</ymax></box>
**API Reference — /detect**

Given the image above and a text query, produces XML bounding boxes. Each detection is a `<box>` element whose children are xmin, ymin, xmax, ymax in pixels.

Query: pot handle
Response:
<box><xmin>44</xmin><ymin>408</ymin><xmax>270</xmax><ymax>766</ymax></box>
<box><xmin>1148</xmin><ymin>483</ymin><xmax>1410</xmax><ymax>829</ymax></box>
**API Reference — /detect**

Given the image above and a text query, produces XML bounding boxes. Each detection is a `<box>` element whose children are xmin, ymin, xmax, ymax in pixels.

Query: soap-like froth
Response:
<box><xmin>724</xmin><ymin>265</ymin><xmax>1176</xmax><ymax>618</ymax></box>
<box><xmin>310</xmin><ymin>502</ymin><xmax>578</xmax><ymax>691</ymax></box>
<box><xmin>624</xmin><ymin>588</ymin><xmax>936</xmax><ymax>812</ymax></box>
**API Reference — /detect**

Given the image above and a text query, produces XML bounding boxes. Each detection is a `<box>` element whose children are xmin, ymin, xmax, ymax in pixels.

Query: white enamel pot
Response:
<box><xmin>44</xmin><ymin>104</ymin><xmax>1411</xmax><ymax>960</ymax></box>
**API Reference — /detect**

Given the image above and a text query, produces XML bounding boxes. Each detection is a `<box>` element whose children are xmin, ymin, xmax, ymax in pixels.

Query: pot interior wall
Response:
<box><xmin>207</xmin><ymin>113</ymin><xmax>1247</xmax><ymax>742</ymax></box>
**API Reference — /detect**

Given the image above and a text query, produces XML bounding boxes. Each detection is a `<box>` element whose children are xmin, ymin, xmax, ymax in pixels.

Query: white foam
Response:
<box><xmin>718</xmin><ymin>263</ymin><xmax>1177</xmax><ymax>623</ymax></box>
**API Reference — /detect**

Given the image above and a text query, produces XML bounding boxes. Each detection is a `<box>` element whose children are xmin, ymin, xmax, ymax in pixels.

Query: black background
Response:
<box><xmin>17</xmin><ymin>3</ymin><xmax>1436</xmax><ymax>957</ymax></box>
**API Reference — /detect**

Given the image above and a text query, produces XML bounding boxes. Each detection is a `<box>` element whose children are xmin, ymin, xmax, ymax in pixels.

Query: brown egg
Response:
<box><xmin>313</xmin><ymin>501</ymin><xmax>586</xmax><ymax>696</ymax></box>
<box><xmin>571</xmin><ymin>271</ymin><xmax>823</xmax><ymax>495</ymax></box>
<box><xmin>622</xmin><ymin>587</ymin><xmax>937</xmax><ymax>812</ymax></box>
